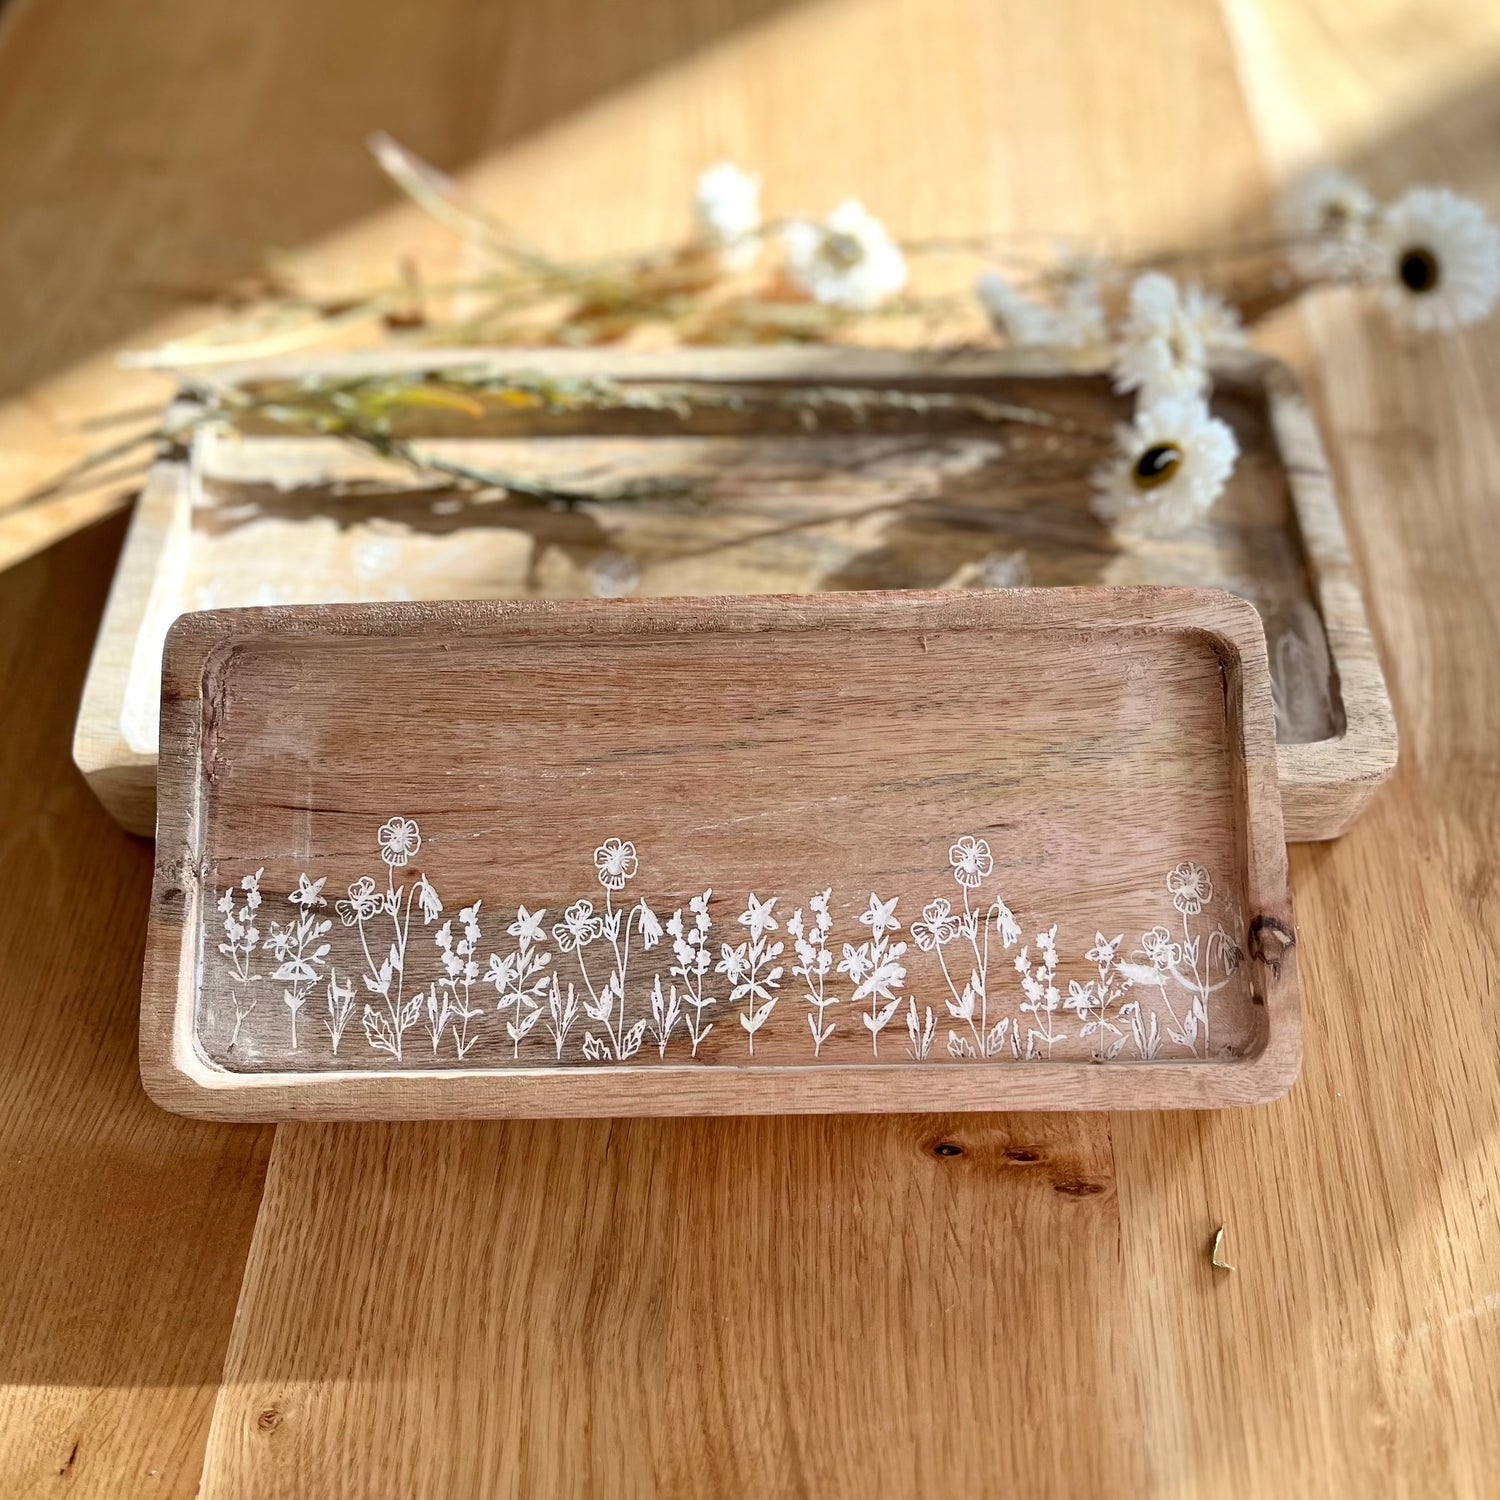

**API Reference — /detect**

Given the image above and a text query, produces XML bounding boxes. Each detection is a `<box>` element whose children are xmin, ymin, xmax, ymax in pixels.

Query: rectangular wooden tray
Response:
<box><xmin>75</xmin><ymin>348</ymin><xmax>1394</xmax><ymax>843</ymax></box>
<box><xmin>141</xmin><ymin>587</ymin><xmax>1300</xmax><ymax>1119</ymax></box>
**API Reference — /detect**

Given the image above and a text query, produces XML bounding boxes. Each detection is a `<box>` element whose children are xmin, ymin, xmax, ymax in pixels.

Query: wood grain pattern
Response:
<box><xmin>73</xmin><ymin>348</ymin><xmax>1395</xmax><ymax>842</ymax></box>
<box><xmin>0</xmin><ymin>515</ymin><xmax>275</xmax><ymax>1498</ymax></box>
<box><xmin>1</xmin><ymin>0</ymin><xmax>1497</xmax><ymax>1495</ymax></box>
<box><xmin>143</xmin><ymin>588</ymin><xmax>1297</xmax><ymax>1116</ymax></box>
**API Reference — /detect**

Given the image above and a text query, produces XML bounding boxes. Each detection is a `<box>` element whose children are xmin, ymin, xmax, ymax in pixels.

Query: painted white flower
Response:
<box><xmin>288</xmin><ymin>873</ymin><xmax>326</xmax><ymax>909</ymax></box>
<box><xmin>593</xmin><ymin>838</ymin><xmax>638</xmax><ymax>890</ymax></box>
<box><xmin>1168</xmin><ymin>862</ymin><xmax>1213</xmax><ymax>916</ymax></box>
<box><xmin>911</xmin><ymin>897</ymin><xmax>962</xmax><ymax>952</ymax></box>
<box><xmin>1036</xmin><ymin>925</ymin><xmax>1058</xmax><ymax>967</ymax></box>
<box><xmin>1137</xmin><ymin>926</ymin><xmax>1180</xmax><ymax>972</ymax></box>
<box><xmin>1065</xmin><ymin>978</ymin><xmax>1096</xmax><ymax>1016</ymax></box>
<box><xmin>782</xmin><ymin>199</ymin><xmax>907</xmax><ymax>311</ymax></box>
<box><xmin>858</xmin><ymin>893</ymin><xmax>901</xmax><ymax>940</ymax></box>
<box><xmin>992</xmin><ymin>898</ymin><xmax>1021</xmax><ymax>949</ymax></box>
<box><xmin>638</xmin><ymin>902</ymin><xmax>664</xmax><ymax>949</ymax></box>
<box><xmin>739</xmin><ymin>892</ymin><xmax>779</xmax><ymax>943</ymax></box>
<box><xmin>949</xmin><ymin>835</ymin><xmax>994</xmax><ymax>888</ymax></box>
<box><xmin>378</xmin><ymin>816</ymin><xmax>421</xmax><ymax>868</ymax></box>
<box><xmin>554</xmin><ymin>900</ymin><xmax>604</xmax><ymax>952</ymax></box>
<box><xmin>336</xmin><ymin>876</ymin><xmax>382</xmax><ymax>926</ymax></box>
<box><xmin>459</xmin><ymin>901</ymin><xmax>482</xmax><ymax>944</ymax></box>
<box><xmin>717</xmin><ymin>942</ymin><xmax>750</xmax><ymax>985</ymax></box>
<box><xmin>507</xmin><ymin>905</ymin><xmax>546</xmax><ymax>945</ymax></box>
<box><xmin>1092</xmin><ymin>394</ymin><xmax>1239</xmax><ymax>538</ymax></box>
<box><xmin>1112</xmin><ymin>273</ymin><xmax>1245</xmax><ymax>402</ymax></box>
<box><xmin>809</xmin><ymin>889</ymin><xmax>832</xmax><ymax>932</ymax></box>
<box><xmin>1278</xmin><ymin>169</ymin><xmax>1377</xmax><ymax>279</ymax></box>
<box><xmin>1374</xmin><ymin>187</ymin><xmax>1500</xmax><ymax>332</ymax></box>
<box><xmin>414</xmin><ymin>874</ymin><xmax>443</xmax><ymax>924</ymax></box>
<box><xmin>975</xmin><ymin>270</ymin><xmax>1106</xmax><ymax>349</ymax></box>
<box><xmin>837</xmin><ymin>942</ymin><xmax>873</xmax><ymax>986</ymax></box>
<box><xmin>1086</xmin><ymin>932</ymin><xmax>1123</xmax><ymax>967</ymax></box>
<box><xmin>695</xmin><ymin>161</ymin><xmax>762</xmax><ymax>269</ymax></box>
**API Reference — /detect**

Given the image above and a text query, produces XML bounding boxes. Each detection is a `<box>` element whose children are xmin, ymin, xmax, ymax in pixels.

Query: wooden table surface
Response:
<box><xmin>1</xmin><ymin>0</ymin><xmax>1497</xmax><ymax>1494</ymax></box>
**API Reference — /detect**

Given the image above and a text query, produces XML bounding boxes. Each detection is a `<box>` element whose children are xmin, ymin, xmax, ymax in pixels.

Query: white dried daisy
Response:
<box><xmin>1374</xmin><ymin>187</ymin><xmax>1500</xmax><ymax>332</ymax></box>
<box><xmin>975</xmin><ymin>270</ymin><xmax>1106</xmax><ymax>350</ymax></box>
<box><xmin>1277</xmin><ymin>169</ymin><xmax>1377</xmax><ymax>279</ymax></box>
<box><xmin>695</xmin><ymin>161</ymin><xmax>762</xmax><ymax>270</ymax></box>
<box><xmin>1092</xmin><ymin>395</ymin><xmax>1239</xmax><ymax>537</ymax></box>
<box><xmin>782</xmin><ymin>198</ymin><xmax>908</xmax><ymax>311</ymax></box>
<box><xmin>1112</xmin><ymin>273</ymin><xmax>1245</xmax><ymax>403</ymax></box>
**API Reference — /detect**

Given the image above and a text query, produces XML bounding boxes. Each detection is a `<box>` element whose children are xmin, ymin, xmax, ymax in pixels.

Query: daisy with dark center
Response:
<box><xmin>1374</xmin><ymin>187</ymin><xmax>1500</xmax><ymax>332</ymax></box>
<box><xmin>1092</xmin><ymin>395</ymin><xmax>1239</xmax><ymax>538</ymax></box>
<box><xmin>782</xmin><ymin>198</ymin><xmax>908</xmax><ymax>310</ymax></box>
<box><xmin>1278</xmin><ymin>169</ymin><xmax>1378</xmax><ymax>278</ymax></box>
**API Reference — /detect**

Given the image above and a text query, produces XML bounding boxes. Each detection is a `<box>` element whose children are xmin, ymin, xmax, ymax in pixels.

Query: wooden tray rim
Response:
<box><xmin>141</xmin><ymin>584</ymin><xmax>1301</xmax><ymax>1119</ymax></box>
<box><xmin>75</xmin><ymin>345</ymin><xmax>1396</xmax><ymax>842</ymax></box>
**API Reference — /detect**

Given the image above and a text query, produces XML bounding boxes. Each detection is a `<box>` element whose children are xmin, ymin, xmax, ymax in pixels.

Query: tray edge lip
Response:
<box><xmin>77</xmin><ymin>348</ymin><xmax>1394</xmax><ymax>842</ymax></box>
<box><xmin>140</xmin><ymin>583</ymin><xmax>1301</xmax><ymax>1119</ymax></box>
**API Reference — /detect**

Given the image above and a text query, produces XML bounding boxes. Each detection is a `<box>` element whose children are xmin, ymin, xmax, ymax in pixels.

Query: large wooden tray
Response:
<box><xmin>141</xmin><ymin>587</ymin><xmax>1300</xmax><ymax>1119</ymax></box>
<box><xmin>76</xmin><ymin>348</ymin><xmax>1395</xmax><ymax>841</ymax></box>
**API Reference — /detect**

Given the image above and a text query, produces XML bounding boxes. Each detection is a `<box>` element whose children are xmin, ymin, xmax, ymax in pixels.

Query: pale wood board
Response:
<box><xmin>1</xmin><ymin>0</ymin><xmax>1497</xmax><ymax>1495</ymax></box>
<box><xmin>143</xmin><ymin>588</ymin><xmax>1298</xmax><ymax>1117</ymax></box>
<box><xmin>73</xmin><ymin>348</ymin><xmax>1396</xmax><ymax>843</ymax></box>
<box><xmin>0</xmin><ymin>517</ymin><xmax>275</xmax><ymax>1497</ymax></box>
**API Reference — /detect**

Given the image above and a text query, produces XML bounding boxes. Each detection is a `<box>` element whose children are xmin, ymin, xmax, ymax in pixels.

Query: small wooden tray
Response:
<box><xmin>75</xmin><ymin>348</ymin><xmax>1395</xmax><ymax>842</ymax></box>
<box><xmin>141</xmin><ymin>587</ymin><xmax>1300</xmax><ymax>1119</ymax></box>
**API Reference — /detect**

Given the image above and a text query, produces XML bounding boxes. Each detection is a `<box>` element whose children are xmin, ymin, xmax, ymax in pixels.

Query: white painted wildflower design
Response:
<box><xmin>1167</xmin><ymin>862</ymin><xmax>1212</xmax><ymax>917</ymax></box>
<box><xmin>576</xmin><ymin>840</ymin><xmax>660</xmax><ymax>1062</ymax></box>
<box><xmin>905</xmin><ymin>997</ymin><xmax>937</xmax><ymax>1061</ymax></box>
<box><xmin>209</xmin><ymin>829</ymin><xmax>1253</xmax><ymax>1070</ymax></box>
<box><xmin>347</xmin><ymin>819</ymin><xmax>445</xmax><ymax>1061</ymax></box>
<box><xmin>266</xmin><ymin>874</ymin><xmax>333</xmax><ymax>1049</ymax></box>
<box><xmin>377</xmin><ymin>816</ymin><xmax>421</xmax><ymax>868</ymax></box>
<box><xmin>719</xmin><ymin>893</ymin><xmax>783</xmax><ymax>1055</ymax></box>
<box><xmin>217</xmin><ymin>867</ymin><xmax>263</xmax><ymax>1050</ymax></box>
<box><xmin>667</xmin><ymin>891</ymin><xmax>716</xmax><ymax>1057</ymax></box>
<box><xmin>789</xmin><ymin>890</ymin><xmax>836</xmax><ymax>1055</ymax></box>
<box><xmin>593</xmin><ymin>838</ymin><xmax>639</xmax><ymax>891</ymax></box>
<box><xmin>1065</xmin><ymin>931</ymin><xmax>1137</xmax><ymax>1061</ymax></box>
<box><xmin>840</xmin><ymin>893</ymin><xmax>907</xmax><ymax>1056</ymax></box>
<box><xmin>1017</xmin><ymin>925</ymin><xmax>1066</xmax><ymax>1059</ymax></box>
<box><xmin>949</xmin><ymin>836</ymin><xmax>994</xmax><ymax>889</ymax></box>
<box><xmin>425</xmin><ymin>901</ymin><xmax>487</xmax><ymax>1059</ymax></box>
<box><xmin>927</xmin><ymin>838</ymin><xmax>1022</xmax><ymax>1060</ymax></box>
<box><xmin>487</xmin><ymin>905</ymin><xmax>552</xmax><ymax>1058</ymax></box>
<box><xmin>324</xmin><ymin>971</ymin><xmax>356</xmax><ymax>1054</ymax></box>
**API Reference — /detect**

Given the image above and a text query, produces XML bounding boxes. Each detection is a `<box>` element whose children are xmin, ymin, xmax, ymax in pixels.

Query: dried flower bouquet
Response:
<box><xmin>75</xmin><ymin>143</ymin><xmax>1498</xmax><ymax>545</ymax></box>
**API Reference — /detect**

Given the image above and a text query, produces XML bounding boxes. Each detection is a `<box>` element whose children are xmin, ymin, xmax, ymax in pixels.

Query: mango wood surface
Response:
<box><xmin>73</xmin><ymin>348</ymin><xmax>1395</xmax><ymax>842</ymax></box>
<box><xmin>1</xmin><ymin>0</ymin><xmax>1497</xmax><ymax>1496</ymax></box>
<box><xmin>143</xmin><ymin>589</ymin><xmax>1297</xmax><ymax>1116</ymax></box>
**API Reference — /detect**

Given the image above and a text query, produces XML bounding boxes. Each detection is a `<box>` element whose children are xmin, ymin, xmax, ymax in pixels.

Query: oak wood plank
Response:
<box><xmin>1108</xmin><ymin>1</ymin><xmax>1500</xmax><ymax>1495</ymax></box>
<box><xmin>200</xmin><ymin>1114</ymin><xmax>1144</xmax><ymax>1500</ymax></box>
<box><xmin>0</xmin><ymin>515</ymin><xmax>275</xmax><ymax>1498</ymax></box>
